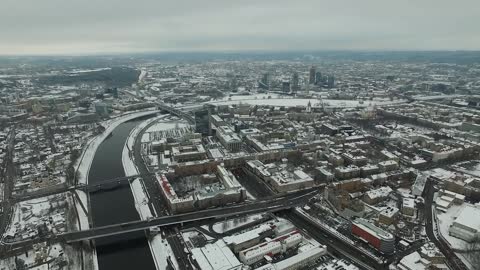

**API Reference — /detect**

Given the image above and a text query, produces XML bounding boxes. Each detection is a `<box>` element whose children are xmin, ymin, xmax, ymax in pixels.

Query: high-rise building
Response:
<box><xmin>315</xmin><ymin>71</ymin><xmax>322</xmax><ymax>85</ymax></box>
<box><xmin>259</xmin><ymin>73</ymin><xmax>269</xmax><ymax>90</ymax></box>
<box><xmin>194</xmin><ymin>109</ymin><xmax>210</xmax><ymax>135</ymax></box>
<box><xmin>282</xmin><ymin>80</ymin><xmax>290</xmax><ymax>93</ymax></box>
<box><xmin>327</xmin><ymin>75</ymin><xmax>335</xmax><ymax>88</ymax></box>
<box><xmin>262</xmin><ymin>73</ymin><xmax>269</xmax><ymax>85</ymax></box>
<box><xmin>291</xmin><ymin>72</ymin><xmax>299</xmax><ymax>93</ymax></box>
<box><xmin>309</xmin><ymin>66</ymin><xmax>316</xmax><ymax>84</ymax></box>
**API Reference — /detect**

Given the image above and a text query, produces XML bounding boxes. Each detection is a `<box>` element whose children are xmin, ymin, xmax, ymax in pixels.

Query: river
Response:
<box><xmin>88</xmin><ymin>119</ymin><xmax>156</xmax><ymax>270</ymax></box>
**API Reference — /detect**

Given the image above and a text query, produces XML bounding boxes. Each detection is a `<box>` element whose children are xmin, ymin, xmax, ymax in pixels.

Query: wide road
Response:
<box><xmin>131</xmin><ymin>114</ymin><xmax>190</xmax><ymax>269</ymax></box>
<box><xmin>2</xmin><ymin>190</ymin><xmax>314</xmax><ymax>253</ymax></box>
<box><xmin>60</xmin><ymin>190</ymin><xmax>313</xmax><ymax>242</ymax></box>
<box><xmin>0</xmin><ymin>128</ymin><xmax>16</xmax><ymax>239</ymax></box>
<box><xmin>424</xmin><ymin>179</ymin><xmax>468</xmax><ymax>270</ymax></box>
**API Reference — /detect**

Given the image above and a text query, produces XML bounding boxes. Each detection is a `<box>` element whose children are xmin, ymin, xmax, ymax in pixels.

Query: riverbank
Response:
<box><xmin>74</xmin><ymin>109</ymin><xmax>159</xmax><ymax>186</ymax></box>
<box><xmin>72</xmin><ymin>109</ymin><xmax>158</xmax><ymax>270</ymax></box>
<box><xmin>122</xmin><ymin>114</ymin><xmax>180</xmax><ymax>270</ymax></box>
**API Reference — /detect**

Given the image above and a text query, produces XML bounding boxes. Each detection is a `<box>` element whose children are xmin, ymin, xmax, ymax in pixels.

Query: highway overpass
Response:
<box><xmin>4</xmin><ymin>190</ymin><xmax>316</xmax><ymax>248</ymax></box>
<box><xmin>157</xmin><ymin>102</ymin><xmax>196</xmax><ymax>124</ymax></box>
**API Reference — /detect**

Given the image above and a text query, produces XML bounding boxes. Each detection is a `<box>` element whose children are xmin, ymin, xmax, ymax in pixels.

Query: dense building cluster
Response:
<box><xmin>1</xmin><ymin>54</ymin><xmax>480</xmax><ymax>270</ymax></box>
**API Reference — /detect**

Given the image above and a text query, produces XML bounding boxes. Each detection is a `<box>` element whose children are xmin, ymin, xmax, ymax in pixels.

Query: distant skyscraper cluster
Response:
<box><xmin>258</xmin><ymin>66</ymin><xmax>335</xmax><ymax>94</ymax></box>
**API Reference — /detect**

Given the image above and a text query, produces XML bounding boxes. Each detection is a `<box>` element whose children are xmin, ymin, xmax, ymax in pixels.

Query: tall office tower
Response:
<box><xmin>262</xmin><ymin>73</ymin><xmax>269</xmax><ymax>85</ymax></box>
<box><xmin>327</xmin><ymin>75</ymin><xmax>335</xmax><ymax>88</ymax></box>
<box><xmin>195</xmin><ymin>109</ymin><xmax>210</xmax><ymax>135</ymax></box>
<box><xmin>315</xmin><ymin>71</ymin><xmax>322</xmax><ymax>85</ymax></box>
<box><xmin>291</xmin><ymin>72</ymin><xmax>299</xmax><ymax>93</ymax></box>
<box><xmin>282</xmin><ymin>80</ymin><xmax>291</xmax><ymax>93</ymax></box>
<box><xmin>259</xmin><ymin>73</ymin><xmax>269</xmax><ymax>89</ymax></box>
<box><xmin>309</xmin><ymin>66</ymin><xmax>316</xmax><ymax>84</ymax></box>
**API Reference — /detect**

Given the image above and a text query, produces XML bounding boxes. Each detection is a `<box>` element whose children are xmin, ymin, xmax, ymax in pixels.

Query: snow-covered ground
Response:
<box><xmin>150</xmin><ymin>233</ymin><xmax>180</xmax><ymax>270</ymax></box>
<box><xmin>67</xmin><ymin>68</ymin><xmax>111</xmax><ymax>74</ymax></box>
<box><xmin>146</xmin><ymin>120</ymin><xmax>189</xmax><ymax>134</ymax></box>
<box><xmin>215</xmin><ymin>93</ymin><xmax>281</xmax><ymax>102</ymax></box>
<box><xmin>3</xmin><ymin>194</ymin><xmax>69</xmax><ymax>245</ymax></box>
<box><xmin>434</xmin><ymin>202</ymin><xmax>476</xmax><ymax>269</ymax></box>
<box><xmin>122</xmin><ymin>114</ymin><xmax>180</xmax><ymax>270</ymax></box>
<box><xmin>0</xmin><ymin>243</ymin><xmax>66</xmax><ymax>270</ymax></box>
<box><xmin>413</xmin><ymin>94</ymin><xmax>472</xmax><ymax>101</ymax></box>
<box><xmin>177</xmin><ymin>95</ymin><xmax>405</xmax><ymax>111</ymax></box>
<box><xmin>435</xmin><ymin>203</ymin><xmax>469</xmax><ymax>250</ymax></box>
<box><xmin>206</xmin><ymin>94</ymin><xmax>405</xmax><ymax>108</ymax></box>
<box><xmin>211</xmin><ymin>214</ymin><xmax>264</xmax><ymax>234</ymax></box>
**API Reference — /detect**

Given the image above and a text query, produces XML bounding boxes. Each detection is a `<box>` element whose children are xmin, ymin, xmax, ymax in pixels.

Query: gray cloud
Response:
<box><xmin>1</xmin><ymin>0</ymin><xmax>480</xmax><ymax>55</ymax></box>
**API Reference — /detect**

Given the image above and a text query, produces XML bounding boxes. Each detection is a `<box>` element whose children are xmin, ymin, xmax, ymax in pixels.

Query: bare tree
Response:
<box><xmin>465</xmin><ymin>236</ymin><xmax>480</xmax><ymax>270</ymax></box>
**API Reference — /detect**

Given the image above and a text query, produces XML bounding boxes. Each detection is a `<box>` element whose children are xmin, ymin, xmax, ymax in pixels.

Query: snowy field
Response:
<box><xmin>67</xmin><ymin>68</ymin><xmax>111</xmax><ymax>74</ymax></box>
<box><xmin>0</xmin><ymin>243</ymin><xmax>65</xmax><ymax>270</ymax></box>
<box><xmin>176</xmin><ymin>94</ymin><xmax>405</xmax><ymax>111</ymax></box>
<box><xmin>215</xmin><ymin>93</ymin><xmax>281</xmax><ymax>101</ymax></box>
<box><xmin>4</xmin><ymin>194</ymin><xmax>68</xmax><ymax>242</ymax></box>
<box><xmin>204</xmin><ymin>93</ymin><xmax>405</xmax><ymax>108</ymax></box>
<box><xmin>413</xmin><ymin>94</ymin><xmax>475</xmax><ymax>101</ymax></box>
<box><xmin>209</xmin><ymin>98</ymin><xmax>404</xmax><ymax>108</ymax></box>
<box><xmin>122</xmin><ymin>115</ymin><xmax>180</xmax><ymax>270</ymax></box>
<box><xmin>145</xmin><ymin>115</ymin><xmax>189</xmax><ymax>133</ymax></box>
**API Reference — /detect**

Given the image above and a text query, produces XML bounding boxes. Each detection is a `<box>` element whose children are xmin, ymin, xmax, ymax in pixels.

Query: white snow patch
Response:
<box><xmin>150</xmin><ymin>234</ymin><xmax>180</xmax><ymax>270</ymax></box>
<box><xmin>212</xmin><ymin>214</ymin><xmax>264</xmax><ymax>234</ymax></box>
<box><xmin>207</xmin><ymin>97</ymin><xmax>405</xmax><ymax>108</ymax></box>
<box><xmin>435</xmin><ymin>203</ymin><xmax>469</xmax><ymax>250</ymax></box>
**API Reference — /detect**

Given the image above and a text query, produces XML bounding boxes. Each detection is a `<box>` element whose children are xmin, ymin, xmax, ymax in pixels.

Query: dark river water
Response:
<box><xmin>88</xmin><ymin>119</ymin><xmax>156</xmax><ymax>270</ymax></box>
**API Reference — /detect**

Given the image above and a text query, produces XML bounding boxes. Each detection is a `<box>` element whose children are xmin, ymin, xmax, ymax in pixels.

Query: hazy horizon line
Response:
<box><xmin>2</xmin><ymin>48</ymin><xmax>480</xmax><ymax>58</ymax></box>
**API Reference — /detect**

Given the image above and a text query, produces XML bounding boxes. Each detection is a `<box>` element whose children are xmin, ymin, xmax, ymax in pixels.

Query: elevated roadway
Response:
<box><xmin>157</xmin><ymin>102</ymin><xmax>196</xmax><ymax>125</ymax></box>
<box><xmin>3</xmin><ymin>190</ymin><xmax>316</xmax><ymax>250</ymax></box>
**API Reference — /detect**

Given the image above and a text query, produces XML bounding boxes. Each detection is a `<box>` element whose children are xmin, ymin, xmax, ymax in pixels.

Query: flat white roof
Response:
<box><xmin>191</xmin><ymin>240</ymin><xmax>242</xmax><ymax>270</ymax></box>
<box><xmin>224</xmin><ymin>224</ymin><xmax>271</xmax><ymax>246</ymax></box>
<box><xmin>399</xmin><ymin>251</ymin><xmax>428</xmax><ymax>270</ymax></box>
<box><xmin>403</xmin><ymin>198</ymin><xmax>415</xmax><ymax>209</ymax></box>
<box><xmin>275</xmin><ymin>245</ymin><xmax>326</xmax><ymax>269</ymax></box>
<box><xmin>453</xmin><ymin>205</ymin><xmax>480</xmax><ymax>232</ymax></box>
<box><xmin>366</xmin><ymin>186</ymin><xmax>392</xmax><ymax>199</ymax></box>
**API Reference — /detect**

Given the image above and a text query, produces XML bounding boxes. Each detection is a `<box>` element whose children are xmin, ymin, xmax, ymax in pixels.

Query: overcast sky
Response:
<box><xmin>1</xmin><ymin>0</ymin><xmax>480</xmax><ymax>55</ymax></box>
